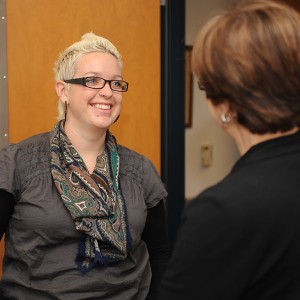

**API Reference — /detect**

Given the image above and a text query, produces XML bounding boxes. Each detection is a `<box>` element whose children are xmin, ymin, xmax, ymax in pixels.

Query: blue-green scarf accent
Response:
<box><xmin>50</xmin><ymin>121</ymin><xmax>131</xmax><ymax>272</ymax></box>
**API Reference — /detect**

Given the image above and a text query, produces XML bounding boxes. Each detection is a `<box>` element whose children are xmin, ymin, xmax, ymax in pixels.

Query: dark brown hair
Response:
<box><xmin>192</xmin><ymin>0</ymin><xmax>300</xmax><ymax>133</ymax></box>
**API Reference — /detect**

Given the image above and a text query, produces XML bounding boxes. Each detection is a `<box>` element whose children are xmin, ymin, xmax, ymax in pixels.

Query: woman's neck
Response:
<box><xmin>64</xmin><ymin>121</ymin><xmax>106</xmax><ymax>173</ymax></box>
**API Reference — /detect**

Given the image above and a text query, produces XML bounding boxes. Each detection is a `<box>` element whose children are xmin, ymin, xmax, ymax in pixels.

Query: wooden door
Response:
<box><xmin>1</xmin><ymin>0</ymin><xmax>160</xmax><ymax>278</ymax></box>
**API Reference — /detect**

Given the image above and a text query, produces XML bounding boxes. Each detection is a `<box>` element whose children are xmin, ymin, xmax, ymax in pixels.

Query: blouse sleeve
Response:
<box><xmin>0</xmin><ymin>189</ymin><xmax>15</xmax><ymax>240</ymax></box>
<box><xmin>0</xmin><ymin>144</ymin><xmax>19</xmax><ymax>240</ymax></box>
<box><xmin>0</xmin><ymin>143</ymin><xmax>21</xmax><ymax>197</ymax></box>
<box><xmin>142</xmin><ymin>157</ymin><xmax>168</xmax><ymax>208</ymax></box>
<box><xmin>118</xmin><ymin>145</ymin><xmax>168</xmax><ymax>208</ymax></box>
<box><xmin>142</xmin><ymin>200</ymin><xmax>170</xmax><ymax>300</ymax></box>
<box><xmin>141</xmin><ymin>157</ymin><xmax>169</xmax><ymax>299</ymax></box>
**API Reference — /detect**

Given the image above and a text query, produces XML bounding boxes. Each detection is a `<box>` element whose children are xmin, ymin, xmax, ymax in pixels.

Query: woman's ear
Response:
<box><xmin>55</xmin><ymin>80</ymin><xmax>68</xmax><ymax>103</ymax></box>
<box><xmin>219</xmin><ymin>100</ymin><xmax>237</xmax><ymax>118</ymax></box>
<box><xmin>218</xmin><ymin>101</ymin><xmax>231</xmax><ymax>116</ymax></box>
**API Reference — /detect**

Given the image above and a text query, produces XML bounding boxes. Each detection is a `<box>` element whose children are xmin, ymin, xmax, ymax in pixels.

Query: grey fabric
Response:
<box><xmin>0</xmin><ymin>132</ymin><xmax>167</xmax><ymax>300</ymax></box>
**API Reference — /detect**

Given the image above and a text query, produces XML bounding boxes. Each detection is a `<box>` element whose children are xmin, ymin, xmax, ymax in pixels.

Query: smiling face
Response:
<box><xmin>57</xmin><ymin>51</ymin><xmax>123</xmax><ymax>135</ymax></box>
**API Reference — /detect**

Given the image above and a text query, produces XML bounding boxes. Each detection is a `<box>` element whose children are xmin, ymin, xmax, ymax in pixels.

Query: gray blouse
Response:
<box><xmin>0</xmin><ymin>132</ymin><xmax>167</xmax><ymax>300</ymax></box>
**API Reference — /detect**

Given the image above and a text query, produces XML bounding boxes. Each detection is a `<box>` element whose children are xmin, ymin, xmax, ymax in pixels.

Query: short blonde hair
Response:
<box><xmin>54</xmin><ymin>32</ymin><xmax>123</xmax><ymax>120</ymax></box>
<box><xmin>192</xmin><ymin>0</ymin><xmax>300</xmax><ymax>133</ymax></box>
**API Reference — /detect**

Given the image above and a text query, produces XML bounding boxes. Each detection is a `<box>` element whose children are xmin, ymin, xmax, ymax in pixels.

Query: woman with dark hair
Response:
<box><xmin>157</xmin><ymin>0</ymin><xmax>300</xmax><ymax>299</ymax></box>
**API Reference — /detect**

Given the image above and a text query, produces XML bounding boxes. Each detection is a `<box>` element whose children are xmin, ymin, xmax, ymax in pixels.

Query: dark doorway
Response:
<box><xmin>161</xmin><ymin>0</ymin><xmax>185</xmax><ymax>248</ymax></box>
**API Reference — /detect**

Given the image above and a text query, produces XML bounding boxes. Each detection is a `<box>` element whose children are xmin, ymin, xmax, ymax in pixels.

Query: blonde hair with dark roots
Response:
<box><xmin>192</xmin><ymin>0</ymin><xmax>300</xmax><ymax>134</ymax></box>
<box><xmin>54</xmin><ymin>33</ymin><xmax>123</xmax><ymax>120</ymax></box>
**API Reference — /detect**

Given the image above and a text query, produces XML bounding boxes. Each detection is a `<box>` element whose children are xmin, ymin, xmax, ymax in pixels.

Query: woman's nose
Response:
<box><xmin>98</xmin><ymin>81</ymin><xmax>113</xmax><ymax>97</ymax></box>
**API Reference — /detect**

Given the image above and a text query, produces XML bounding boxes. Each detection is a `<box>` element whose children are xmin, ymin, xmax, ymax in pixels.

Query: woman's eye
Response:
<box><xmin>86</xmin><ymin>77</ymin><xmax>98</xmax><ymax>84</ymax></box>
<box><xmin>112</xmin><ymin>81</ymin><xmax>121</xmax><ymax>87</ymax></box>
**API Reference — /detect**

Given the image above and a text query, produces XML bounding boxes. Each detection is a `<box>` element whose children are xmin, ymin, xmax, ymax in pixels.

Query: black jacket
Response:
<box><xmin>158</xmin><ymin>131</ymin><xmax>300</xmax><ymax>300</ymax></box>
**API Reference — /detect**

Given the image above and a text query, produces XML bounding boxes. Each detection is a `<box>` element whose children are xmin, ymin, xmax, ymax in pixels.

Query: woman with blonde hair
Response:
<box><xmin>0</xmin><ymin>33</ymin><xmax>169</xmax><ymax>300</ymax></box>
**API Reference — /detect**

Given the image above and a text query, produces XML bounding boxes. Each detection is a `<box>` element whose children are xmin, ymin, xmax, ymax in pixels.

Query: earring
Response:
<box><xmin>220</xmin><ymin>113</ymin><xmax>231</xmax><ymax>124</ymax></box>
<box><xmin>64</xmin><ymin>101</ymin><xmax>68</xmax><ymax>122</ymax></box>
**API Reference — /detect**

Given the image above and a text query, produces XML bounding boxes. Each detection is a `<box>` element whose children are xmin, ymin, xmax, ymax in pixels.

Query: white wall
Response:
<box><xmin>185</xmin><ymin>0</ymin><xmax>240</xmax><ymax>200</ymax></box>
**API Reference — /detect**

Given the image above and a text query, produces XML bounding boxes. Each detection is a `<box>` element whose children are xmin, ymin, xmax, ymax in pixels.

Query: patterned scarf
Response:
<box><xmin>50</xmin><ymin>121</ymin><xmax>130</xmax><ymax>272</ymax></box>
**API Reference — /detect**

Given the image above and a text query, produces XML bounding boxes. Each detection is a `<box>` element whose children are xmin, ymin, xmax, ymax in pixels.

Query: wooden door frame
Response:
<box><xmin>161</xmin><ymin>0</ymin><xmax>185</xmax><ymax>248</ymax></box>
<box><xmin>0</xmin><ymin>0</ymin><xmax>9</xmax><ymax>149</ymax></box>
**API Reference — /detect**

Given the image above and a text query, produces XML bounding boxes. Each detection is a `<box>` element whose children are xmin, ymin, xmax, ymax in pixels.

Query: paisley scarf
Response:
<box><xmin>50</xmin><ymin>121</ymin><xmax>130</xmax><ymax>272</ymax></box>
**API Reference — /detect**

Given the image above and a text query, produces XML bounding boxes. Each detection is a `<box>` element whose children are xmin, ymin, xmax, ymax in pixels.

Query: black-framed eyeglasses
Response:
<box><xmin>64</xmin><ymin>76</ymin><xmax>129</xmax><ymax>92</ymax></box>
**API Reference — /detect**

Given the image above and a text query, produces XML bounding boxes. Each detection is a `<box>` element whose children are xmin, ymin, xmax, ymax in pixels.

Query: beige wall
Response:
<box><xmin>185</xmin><ymin>0</ymin><xmax>240</xmax><ymax>200</ymax></box>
